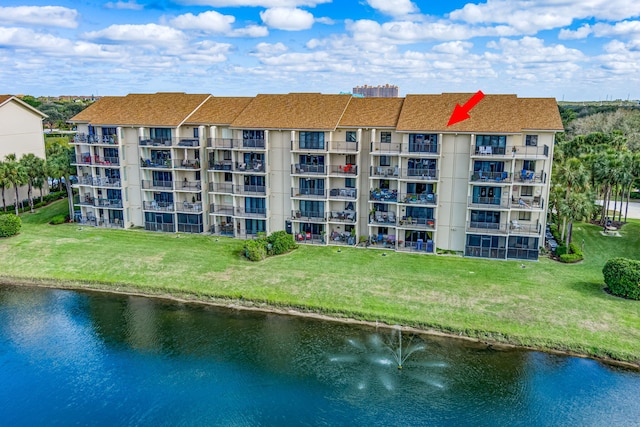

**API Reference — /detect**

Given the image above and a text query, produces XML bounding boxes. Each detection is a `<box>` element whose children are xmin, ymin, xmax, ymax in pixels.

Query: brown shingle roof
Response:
<box><xmin>0</xmin><ymin>95</ymin><xmax>13</xmax><ymax>106</ymax></box>
<box><xmin>339</xmin><ymin>97</ymin><xmax>404</xmax><ymax>128</ymax></box>
<box><xmin>397</xmin><ymin>93</ymin><xmax>562</xmax><ymax>133</ymax></box>
<box><xmin>230</xmin><ymin>93</ymin><xmax>352</xmax><ymax>130</ymax></box>
<box><xmin>70</xmin><ymin>96</ymin><xmax>125</xmax><ymax>123</ymax></box>
<box><xmin>185</xmin><ymin>96</ymin><xmax>253</xmax><ymax>125</ymax></box>
<box><xmin>71</xmin><ymin>93</ymin><xmax>210</xmax><ymax>127</ymax></box>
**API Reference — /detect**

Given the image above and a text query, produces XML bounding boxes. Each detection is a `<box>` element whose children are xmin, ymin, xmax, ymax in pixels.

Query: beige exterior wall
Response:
<box><xmin>0</xmin><ymin>99</ymin><xmax>47</xmax><ymax>207</ymax></box>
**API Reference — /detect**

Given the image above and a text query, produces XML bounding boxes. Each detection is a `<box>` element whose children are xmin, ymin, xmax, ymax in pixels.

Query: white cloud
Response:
<box><xmin>0</xmin><ymin>6</ymin><xmax>78</xmax><ymax>29</ymax></box>
<box><xmin>253</xmin><ymin>42</ymin><xmax>289</xmax><ymax>55</ymax></box>
<box><xmin>104</xmin><ymin>1</ymin><xmax>144</xmax><ymax>10</ymax></box>
<box><xmin>559</xmin><ymin>24</ymin><xmax>592</xmax><ymax>40</ymax></box>
<box><xmin>366</xmin><ymin>0</ymin><xmax>419</xmax><ymax>17</ymax></box>
<box><xmin>486</xmin><ymin>37</ymin><xmax>585</xmax><ymax>64</ymax></box>
<box><xmin>315</xmin><ymin>17</ymin><xmax>335</xmax><ymax>25</ymax></box>
<box><xmin>177</xmin><ymin>40</ymin><xmax>233</xmax><ymax>64</ymax></box>
<box><xmin>591</xmin><ymin>20</ymin><xmax>640</xmax><ymax>38</ymax></box>
<box><xmin>83</xmin><ymin>24</ymin><xmax>187</xmax><ymax>46</ymax></box>
<box><xmin>432</xmin><ymin>41</ymin><xmax>473</xmax><ymax>55</ymax></box>
<box><xmin>178</xmin><ymin>0</ymin><xmax>330</xmax><ymax>7</ymax></box>
<box><xmin>170</xmin><ymin>10</ymin><xmax>236</xmax><ymax>33</ymax></box>
<box><xmin>260</xmin><ymin>7</ymin><xmax>315</xmax><ymax>31</ymax></box>
<box><xmin>229</xmin><ymin>25</ymin><xmax>269</xmax><ymax>37</ymax></box>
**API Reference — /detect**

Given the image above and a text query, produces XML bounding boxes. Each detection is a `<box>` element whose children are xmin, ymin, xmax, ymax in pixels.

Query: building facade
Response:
<box><xmin>353</xmin><ymin>84</ymin><xmax>399</xmax><ymax>98</ymax></box>
<box><xmin>0</xmin><ymin>95</ymin><xmax>48</xmax><ymax>208</ymax></box>
<box><xmin>70</xmin><ymin>92</ymin><xmax>562</xmax><ymax>260</ymax></box>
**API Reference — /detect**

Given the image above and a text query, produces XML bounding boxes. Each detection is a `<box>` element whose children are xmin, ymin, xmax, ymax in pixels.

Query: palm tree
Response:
<box><xmin>4</xmin><ymin>154</ymin><xmax>28</xmax><ymax>215</ymax></box>
<box><xmin>19</xmin><ymin>153</ymin><xmax>47</xmax><ymax>213</ymax></box>
<box><xmin>562</xmin><ymin>191</ymin><xmax>595</xmax><ymax>249</ymax></box>
<box><xmin>553</xmin><ymin>157</ymin><xmax>589</xmax><ymax>240</ymax></box>
<box><xmin>46</xmin><ymin>144</ymin><xmax>75</xmax><ymax>217</ymax></box>
<box><xmin>0</xmin><ymin>160</ymin><xmax>9</xmax><ymax>211</ymax></box>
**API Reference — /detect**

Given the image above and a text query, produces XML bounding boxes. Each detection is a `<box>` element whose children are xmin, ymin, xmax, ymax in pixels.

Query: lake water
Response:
<box><xmin>1</xmin><ymin>285</ymin><xmax>639</xmax><ymax>426</ymax></box>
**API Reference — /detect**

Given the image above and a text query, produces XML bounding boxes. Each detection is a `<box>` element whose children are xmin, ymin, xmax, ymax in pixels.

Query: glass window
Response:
<box><xmin>346</xmin><ymin>131</ymin><xmax>356</xmax><ymax>142</ymax></box>
<box><xmin>380</xmin><ymin>155</ymin><xmax>391</xmax><ymax>166</ymax></box>
<box><xmin>380</xmin><ymin>132</ymin><xmax>391</xmax><ymax>143</ymax></box>
<box><xmin>224</xmin><ymin>172</ymin><xmax>232</xmax><ymax>182</ymax></box>
<box><xmin>150</xmin><ymin>128</ymin><xmax>171</xmax><ymax>139</ymax></box>
<box><xmin>193</xmin><ymin>128</ymin><xmax>199</xmax><ymax>138</ymax></box>
<box><xmin>299</xmin><ymin>132</ymin><xmax>325</xmax><ymax>149</ymax></box>
<box><xmin>525</xmin><ymin>135</ymin><xmax>538</xmax><ymax>146</ymax></box>
<box><xmin>345</xmin><ymin>178</ymin><xmax>355</xmax><ymax>188</ymax></box>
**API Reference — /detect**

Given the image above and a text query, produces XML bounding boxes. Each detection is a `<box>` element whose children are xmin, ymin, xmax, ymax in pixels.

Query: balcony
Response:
<box><xmin>406</xmin><ymin>142</ymin><xmax>439</xmax><ymax>155</ymax></box>
<box><xmin>141</xmin><ymin>158</ymin><xmax>171</xmax><ymax>169</ymax></box>
<box><xmin>294</xmin><ymin>233</ymin><xmax>325</xmax><ymax>245</ymax></box>
<box><xmin>470</xmin><ymin>171</ymin><xmax>510</xmax><ymax>183</ymax></box>
<box><xmin>511</xmin><ymin>144</ymin><xmax>550</xmax><ymax>158</ymax></box>
<box><xmin>291</xmin><ymin>187</ymin><xmax>326</xmax><ymax>199</ymax></box>
<box><xmin>238</xmin><ymin>139</ymin><xmax>265</xmax><ymax>149</ymax></box>
<box><xmin>328</xmin><ymin>140</ymin><xmax>358</xmax><ymax>152</ymax></box>
<box><xmin>139</xmin><ymin>137</ymin><xmax>171</xmax><ymax>147</ymax></box>
<box><xmin>369</xmin><ymin>189</ymin><xmax>398</xmax><ymax>202</ymax></box>
<box><xmin>291</xmin><ymin>140</ymin><xmax>327</xmax><ymax>152</ymax></box>
<box><xmin>398</xmin><ymin>240</ymin><xmax>434</xmax><ymax>253</ymax></box>
<box><xmin>72</xmin><ymin>134</ymin><xmax>118</xmax><ymax>145</ymax></box>
<box><xmin>235</xmin><ymin>162</ymin><xmax>265</xmax><ymax>173</ymax></box>
<box><xmin>210</xmin><ymin>204</ymin><xmax>234</xmax><ymax>215</ymax></box>
<box><xmin>177</xmin><ymin>222</ymin><xmax>204</xmax><ymax>233</ymax></box>
<box><xmin>75</xmin><ymin>195</ymin><xmax>95</xmax><ymax>206</ymax></box>
<box><xmin>208</xmin><ymin>161</ymin><xmax>234</xmax><ymax>171</ymax></box>
<box><xmin>210</xmin><ymin>223</ymin><xmax>235</xmax><ymax>236</ymax></box>
<box><xmin>235</xmin><ymin>207</ymin><xmax>267</xmax><ymax>218</ymax></box>
<box><xmin>371</xmin><ymin>142</ymin><xmax>401</xmax><ymax>153</ymax></box>
<box><xmin>369</xmin><ymin>211</ymin><xmax>397</xmax><ymax>226</ymax></box>
<box><xmin>235</xmin><ymin>184</ymin><xmax>266</xmax><ymax>195</ymax></box>
<box><xmin>74</xmin><ymin>154</ymin><xmax>92</xmax><ymax>165</ymax></box>
<box><xmin>173</xmin><ymin>159</ymin><xmax>201</xmax><ymax>169</ymax></box>
<box><xmin>143</xmin><ymin>201</ymin><xmax>175</xmax><ymax>212</ymax></box>
<box><xmin>292</xmin><ymin>164</ymin><xmax>326</xmax><ymax>175</ymax></box>
<box><xmin>176</xmin><ymin>201</ymin><xmax>203</xmax><ymax>213</ymax></box>
<box><xmin>510</xmin><ymin>196</ymin><xmax>544</xmax><ymax>210</ymax></box>
<box><xmin>208</xmin><ymin>182</ymin><xmax>234</xmax><ymax>194</ymax></box>
<box><xmin>78</xmin><ymin>176</ymin><xmax>121</xmax><ymax>188</ymax></box>
<box><xmin>175</xmin><ymin>179</ymin><xmax>202</xmax><ymax>191</ymax></box>
<box><xmin>508</xmin><ymin>221</ymin><xmax>541</xmax><ymax>235</ymax></box>
<box><xmin>328</xmin><ymin>188</ymin><xmax>357</xmax><ymax>200</ymax></box>
<box><xmin>468</xmin><ymin>196</ymin><xmax>510</xmax><ymax>209</ymax></box>
<box><xmin>328</xmin><ymin>210</ymin><xmax>356</xmax><ymax>223</ymax></box>
<box><xmin>399</xmin><ymin>217</ymin><xmax>436</xmax><ymax>229</ymax></box>
<box><xmin>400</xmin><ymin>193</ymin><xmax>437</xmax><ymax>206</ymax></box>
<box><xmin>516</xmin><ymin>170</ymin><xmax>546</xmax><ymax>184</ymax></box>
<box><xmin>291</xmin><ymin>210</ymin><xmax>326</xmax><ymax>221</ymax></box>
<box><xmin>175</xmin><ymin>138</ymin><xmax>200</xmax><ymax>148</ymax></box>
<box><xmin>95</xmin><ymin>198</ymin><xmax>123</xmax><ymax>208</ymax></box>
<box><xmin>145</xmin><ymin>222</ymin><xmax>176</xmax><ymax>232</ymax></box>
<box><xmin>93</xmin><ymin>156</ymin><xmax>120</xmax><ymax>166</ymax></box>
<box><xmin>371</xmin><ymin>166</ymin><xmax>439</xmax><ymax>180</ymax></box>
<box><xmin>208</xmin><ymin>138</ymin><xmax>236</xmax><ymax>149</ymax></box>
<box><xmin>467</xmin><ymin>221</ymin><xmax>508</xmax><ymax>234</ymax></box>
<box><xmin>142</xmin><ymin>180</ymin><xmax>173</xmax><ymax>191</ymax></box>
<box><xmin>328</xmin><ymin>164</ymin><xmax>357</xmax><ymax>176</ymax></box>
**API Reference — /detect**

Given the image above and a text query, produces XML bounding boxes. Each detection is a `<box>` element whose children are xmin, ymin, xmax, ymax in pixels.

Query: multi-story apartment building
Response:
<box><xmin>70</xmin><ymin>92</ymin><xmax>562</xmax><ymax>260</ymax></box>
<box><xmin>353</xmin><ymin>84</ymin><xmax>399</xmax><ymax>98</ymax></box>
<box><xmin>0</xmin><ymin>95</ymin><xmax>48</xmax><ymax>208</ymax></box>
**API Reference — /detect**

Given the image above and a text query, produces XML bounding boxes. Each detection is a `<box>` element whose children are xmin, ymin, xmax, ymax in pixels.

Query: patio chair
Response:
<box><xmin>388</xmin><ymin>212</ymin><xmax>396</xmax><ymax>223</ymax></box>
<box><xmin>511</xmin><ymin>220</ymin><xmax>524</xmax><ymax>230</ymax></box>
<box><xmin>375</xmin><ymin>211</ymin><xmax>384</xmax><ymax>223</ymax></box>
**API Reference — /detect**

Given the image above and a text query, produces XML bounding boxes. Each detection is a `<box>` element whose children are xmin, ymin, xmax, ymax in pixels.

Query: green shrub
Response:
<box><xmin>49</xmin><ymin>215</ymin><xmax>67</xmax><ymax>225</ymax></box>
<box><xmin>559</xmin><ymin>253</ymin><xmax>582</xmax><ymax>263</ymax></box>
<box><xmin>0</xmin><ymin>214</ymin><xmax>21</xmax><ymax>237</ymax></box>
<box><xmin>630</xmin><ymin>192</ymin><xmax>640</xmax><ymax>200</ymax></box>
<box><xmin>244</xmin><ymin>239</ymin><xmax>267</xmax><ymax>261</ymax></box>
<box><xmin>603</xmin><ymin>258</ymin><xmax>640</xmax><ymax>300</ymax></box>
<box><xmin>267</xmin><ymin>230</ymin><xmax>296</xmax><ymax>255</ymax></box>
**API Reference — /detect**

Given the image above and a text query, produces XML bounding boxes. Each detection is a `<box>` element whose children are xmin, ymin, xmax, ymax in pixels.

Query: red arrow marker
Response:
<box><xmin>447</xmin><ymin>90</ymin><xmax>485</xmax><ymax>126</ymax></box>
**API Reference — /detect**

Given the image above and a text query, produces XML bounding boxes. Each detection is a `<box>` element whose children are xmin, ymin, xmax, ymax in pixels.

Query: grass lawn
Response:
<box><xmin>2</xmin><ymin>199</ymin><xmax>640</xmax><ymax>365</ymax></box>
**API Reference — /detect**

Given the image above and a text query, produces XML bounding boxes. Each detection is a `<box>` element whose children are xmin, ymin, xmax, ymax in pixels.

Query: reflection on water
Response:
<box><xmin>1</xmin><ymin>285</ymin><xmax>639</xmax><ymax>426</ymax></box>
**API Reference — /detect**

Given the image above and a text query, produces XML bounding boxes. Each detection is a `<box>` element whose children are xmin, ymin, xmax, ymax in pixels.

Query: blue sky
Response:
<box><xmin>1</xmin><ymin>0</ymin><xmax>639</xmax><ymax>100</ymax></box>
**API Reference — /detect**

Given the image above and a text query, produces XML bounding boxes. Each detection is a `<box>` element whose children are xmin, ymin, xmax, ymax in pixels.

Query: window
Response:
<box><xmin>150</xmin><ymin>128</ymin><xmax>171</xmax><ymax>140</ymax></box>
<box><xmin>525</xmin><ymin>135</ymin><xmax>538</xmax><ymax>146</ymax></box>
<box><xmin>409</xmin><ymin>134</ymin><xmax>438</xmax><ymax>153</ymax></box>
<box><xmin>223</xmin><ymin>151</ymin><xmax>232</xmax><ymax>161</ymax></box>
<box><xmin>299</xmin><ymin>132</ymin><xmax>325</xmax><ymax>149</ymax></box>
<box><xmin>224</xmin><ymin>172</ymin><xmax>232</xmax><ymax>182</ymax></box>
<box><xmin>523</xmin><ymin>160</ymin><xmax>536</xmax><ymax>171</ymax></box>
<box><xmin>380</xmin><ymin>155</ymin><xmax>391</xmax><ymax>167</ymax></box>
<box><xmin>521</xmin><ymin>186</ymin><xmax>534</xmax><ymax>196</ymax></box>
<box><xmin>380</xmin><ymin>132</ymin><xmax>391</xmax><ymax>143</ymax></box>
<box><xmin>476</xmin><ymin>135</ymin><xmax>507</xmax><ymax>147</ymax></box>
<box><xmin>518</xmin><ymin>211</ymin><xmax>531</xmax><ymax>221</ymax></box>
<box><xmin>245</xmin><ymin>219</ymin><xmax>266</xmax><ymax>235</ymax></box>
<box><xmin>345</xmin><ymin>178</ymin><xmax>355</xmax><ymax>188</ymax></box>
<box><xmin>193</xmin><ymin>128</ymin><xmax>199</xmax><ymax>138</ymax></box>
<box><xmin>346</xmin><ymin>131</ymin><xmax>356</xmax><ymax>142</ymax></box>
<box><xmin>346</xmin><ymin>154</ymin><xmax>356</xmax><ymax>164</ymax></box>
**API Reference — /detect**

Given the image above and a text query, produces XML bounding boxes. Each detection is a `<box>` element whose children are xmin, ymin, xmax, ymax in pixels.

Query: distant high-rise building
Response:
<box><xmin>353</xmin><ymin>84</ymin><xmax>399</xmax><ymax>98</ymax></box>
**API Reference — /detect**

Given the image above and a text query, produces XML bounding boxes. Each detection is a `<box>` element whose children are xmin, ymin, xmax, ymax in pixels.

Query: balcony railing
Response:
<box><xmin>210</xmin><ymin>223</ymin><xmax>235</xmax><ymax>236</ymax></box>
<box><xmin>72</xmin><ymin>134</ymin><xmax>119</xmax><ymax>145</ymax></box>
<box><xmin>398</xmin><ymin>240</ymin><xmax>434</xmax><ymax>253</ymax></box>
<box><xmin>292</xmin><ymin>164</ymin><xmax>326</xmax><ymax>175</ymax></box>
<box><xmin>474</xmin><ymin>145</ymin><xmax>549</xmax><ymax>158</ymax></box>
<box><xmin>399</xmin><ymin>217</ymin><xmax>436</xmax><ymax>229</ymax></box>
<box><xmin>328</xmin><ymin>140</ymin><xmax>358</xmax><ymax>152</ymax></box>
<box><xmin>210</xmin><ymin>204</ymin><xmax>234</xmax><ymax>215</ymax></box>
<box><xmin>371</xmin><ymin>167</ymin><xmax>439</xmax><ymax>180</ymax></box>
<box><xmin>370</xmin><ymin>189</ymin><xmax>398</xmax><ymax>202</ymax></box>
<box><xmin>239</xmin><ymin>139</ymin><xmax>265</xmax><ymax>149</ymax></box>
<box><xmin>95</xmin><ymin>198</ymin><xmax>123</xmax><ymax>208</ymax></box>
<box><xmin>291</xmin><ymin>210</ymin><xmax>327</xmax><ymax>221</ymax></box>
<box><xmin>407</xmin><ymin>143</ymin><xmax>439</xmax><ymax>154</ymax></box>
<box><xmin>209</xmin><ymin>182</ymin><xmax>234</xmax><ymax>193</ymax></box>
<box><xmin>328</xmin><ymin>210</ymin><xmax>356</xmax><ymax>222</ymax></box>
<box><xmin>328</xmin><ymin>164</ymin><xmax>357</xmax><ymax>175</ymax></box>
<box><xmin>515</xmin><ymin>170</ymin><xmax>546</xmax><ymax>184</ymax></box>
<box><xmin>208</xmin><ymin>161</ymin><xmax>234</xmax><ymax>171</ymax></box>
<box><xmin>509</xmin><ymin>196</ymin><xmax>544</xmax><ymax>210</ymax></box>
<box><xmin>328</xmin><ymin>188</ymin><xmax>357</xmax><ymax>199</ymax></box>
<box><xmin>93</xmin><ymin>156</ymin><xmax>120</xmax><ymax>166</ymax></box>
<box><xmin>400</xmin><ymin>193</ymin><xmax>437</xmax><ymax>205</ymax></box>
<box><xmin>508</xmin><ymin>221</ymin><xmax>541</xmax><ymax>235</ymax></box>
<box><xmin>369</xmin><ymin>212</ymin><xmax>397</xmax><ymax>226</ymax></box>
<box><xmin>467</xmin><ymin>221</ymin><xmax>508</xmax><ymax>234</ymax></box>
<box><xmin>235</xmin><ymin>185</ymin><xmax>266</xmax><ymax>195</ymax></box>
<box><xmin>145</xmin><ymin>222</ymin><xmax>176</xmax><ymax>232</ymax></box>
<box><xmin>175</xmin><ymin>138</ymin><xmax>200</xmax><ymax>148</ymax></box>
<box><xmin>139</xmin><ymin>138</ymin><xmax>171</xmax><ymax>147</ymax></box>
<box><xmin>175</xmin><ymin>201</ymin><xmax>203</xmax><ymax>213</ymax></box>
<box><xmin>208</xmin><ymin>138</ymin><xmax>236</xmax><ymax>149</ymax></box>
<box><xmin>142</xmin><ymin>180</ymin><xmax>173</xmax><ymax>191</ymax></box>
<box><xmin>141</xmin><ymin>158</ymin><xmax>171</xmax><ymax>169</ymax></box>
<box><xmin>75</xmin><ymin>196</ymin><xmax>95</xmax><ymax>206</ymax></box>
<box><xmin>173</xmin><ymin>159</ymin><xmax>200</xmax><ymax>169</ymax></box>
<box><xmin>235</xmin><ymin>162</ymin><xmax>265</xmax><ymax>173</ymax></box>
<box><xmin>470</xmin><ymin>171</ymin><xmax>510</xmax><ymax>183</ymax></box>
<box><xmin>291</xmin><ymin>140</ymin><xmax>327</xmax><ymax>151</ymax></box>
<box><xmin>143</xmin><ymin>201</ymin><xmax>175</xmax><ymax>212</ymax></box>
<box><xmin>371</xmin><ymin>142</ymin><xmax>401</xmax><ymax>153</ymax></box>
<box><xmin>294</xmin><ymin>233</ymin><xmax>325</xmax><ymax>244</ymax></box>
<box><xmin>177</xmin><ymin>223</ymin><xmax>204</xmax><ymax>233</ymax></box>
<box><xmin>291</xmin><ymin>187</ymin><xmax>326</xmax><ymax>198</ymax></box>
<box><xmin>78</xmin><ymin>176</ymin><xmax>121</xmax><ymax>187</ymax></box>
<box><xmin>235</xmin><ymin>207</ymin><xmax>267</xmax><ymax>218</ymax></box>
<box><xmin>74</xmin><ymin>155</ymin><xmax>92</xmax><ymax>165</ymax></box>
<box><xmin>507</xmin><ymin>247</ymin><xmax>539</xmax><ymax>260</ymax></box>
<box><xmin>175</xmin><ymin>180</ymin><xmax>202</xmax><ymax>191</ymax></box>
<box><xmin>468</xmin><ymin>196</ymin><xmax>510</xmax><ymax>209</ymax></box>
<box><xmin>465</xmin><ymin>246</ymin><xmax>507</xmax><ymax>259</ymax></box>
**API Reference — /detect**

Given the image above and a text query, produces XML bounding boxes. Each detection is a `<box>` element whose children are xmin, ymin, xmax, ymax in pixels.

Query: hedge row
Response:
<box><xmin>0</xmin><ymin>214</ymin><xmax>21</xmax><ymax>237</ymax></box>
<box><xmin>0</xmin><ymin>191</ymin><xmax>66</xmax><ymax>215</ymax></box>
<box><xmin>603</xmin><ymin>258</ymin><xmax>640</xmax><ymax>300</ymax></box>
<box><xmin>244</xmin><ymin>231</ymin><xmax>297</xmax><ymax>261</ymax></box>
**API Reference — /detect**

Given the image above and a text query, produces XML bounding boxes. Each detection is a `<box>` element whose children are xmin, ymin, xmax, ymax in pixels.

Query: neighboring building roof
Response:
<box><xmin>230</xmin><ymin>93</ymin><xmax>352</xmax><ymax>130</ymax></box>
<box><xmin>0</xmin><ymin>95</ymin><xmax>47</xmax><ymax>118</ymax></box>
<box><xmin>339</xmin><ymin>97</ymin><xmax>405</xmax><ymax>128</ymax></box>
<box><xmin>185</xmin><ymin>96</ymin><xmax>253</xmax><ymax>125</ymax></box>
<box><xmin>397</xmin><ymin>93</ymin><xmax>562</xmax><ymax>133</ymax></box>
<box><xmin>70</xmin><ymin>93</ymin><xmax>210</xmax><ymax>127</ymax></box>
